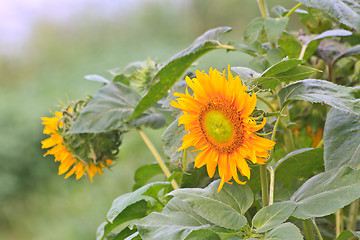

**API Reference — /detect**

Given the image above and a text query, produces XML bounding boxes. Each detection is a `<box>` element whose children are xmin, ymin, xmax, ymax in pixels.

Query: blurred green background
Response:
<box><xmin>0</xmin><ymin>0</ymin><xmax>297</xmax><ymax>239</ymax></box>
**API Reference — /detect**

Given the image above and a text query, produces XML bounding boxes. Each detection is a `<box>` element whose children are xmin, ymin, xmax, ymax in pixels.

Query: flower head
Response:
<box><xmin>41</xmin><ymin>102</ymin><xmax>121</xmax><ymax>181</ymax></box>
<box><xmin>171</xmin><ymin>67</ymin><xmax>275</xmax><ymax>191</ymax></box>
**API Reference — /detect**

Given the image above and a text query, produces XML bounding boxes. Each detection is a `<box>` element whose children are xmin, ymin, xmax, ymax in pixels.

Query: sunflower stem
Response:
<box><xmin>260</xmin><ymin>164</ymin><xmax>269</xmax><ymax>207</ymax></box>
<box><xmin>281</xmin><ymin>107</ymin><xmax>296</xmax><ymax>153</ymax></box>
<box><xmin>268</xmin><ymin>168</ymin><xmax>275</xmax><ymax>205</ymax></box>
<box><xmin>182</xmin><ymin>149</ymin><xmax>187</xmax><ymax>171</ymax></box>
<box><xmin>348</xmin><ymin>200</ymin><xmax>359</xmax><ymax>231</ymax></box>
<box><xmin>312</xmin><ymin>218</ymin><xmax>324</xmax><ymax>240</ymax></box>
<box><xmin>257</xmin><ymin>95</ymin><xmax>276</xmax><ymax>112</ymax></box>
<box><xmin>268</xmin><ymin>115</ymin><xmax>281</xmax><ymax>206</ymax></box>
<box><xmin>137</xmin><ymin>128</ymin><xmax>179</xmax><ymax>190</ymax></box>
<box><xmin>302</xmin><ymin>220</ymin><xmax>315</xmax><ymax>240</ymax></box>
<box><xmin>285</xmin><ymin>3</ymin><xmax>303</xmax><ymax>18</ymax></box>
<box><xmin>257</xmin><ymin>0</ymin><xmax>269</xmax><ymax>18</ymax></box>
<box><xmin>336</xmin><ymin>209</ymin><xmax>344</xmax><ymax>237</ymax></box>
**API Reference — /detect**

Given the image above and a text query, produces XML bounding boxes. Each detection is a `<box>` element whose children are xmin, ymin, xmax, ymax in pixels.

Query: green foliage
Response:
<box><xmin>278</xmin><ymin>79</ymin><xmax>360</xmax><ymax>114</ymax></box>
<box><xmin>97</xmin><ymin>182</ymin><xmax>170</xmax><ymax>240</ymax></box>
<box><xmin>264</xmin><ymin>223</ymin><xmax>303</xmax><ymax>240</ymax></box>
<box><xmin>294</xmin><ymin>0</ymin><xmax>360</xmax><ymax>30</ymax></box>
<box><xmin>291</xmin><ymin>167</ymin><xmax>360</xmax><ymax>219</ymax></box>
<box><xmin>161</xmin><ymin>118</ymin><xmax>186</xmax><ymax>168</ymax></box>
<box><xmin>110</xmin><ymin>58</ymin><xmax>160</xmax><ymax>92</ymax></box>
<box><xmin>97</xmin><ymin>201</ymin><xmax>147</xmax><ymax>240</ymax></box>
<box><xmin>324</xmin><ymin>108</ymin><xmax>360</xmax><ymax>171</ymax></box>
<box><xmin>336</xmin><ymin>230</ymin><xmax>360</xmax><ymax>240</ymax></box>
<box><xmin>70</xmin><ymin>82</ymin><xmax>166</xmax><ymax>133</ymax></box>
<box><xmin>264</xmin><ymin>18</ymin><xmax>289</xmax><ymax>43</ymax></box>
<box><xmin>333</xmin><ymin>44</ymin><xmax>360</xmax><ymax>64</ymax></box>
<box><xmin>170</xmin><ymin>180</ymin><xmax>253</xmax><ymax>230</ymax></box>
<box><xmin>130</xmin><ymin>26</ymin><xmax>234</xmax><ymax>120</ymax></box>
<box><xmin>252</xmin><ymin>201</ymin><xmax>296</xmax><ymax>233</ymax></box>
<box><xmin>243</xmin><ymin>18</ymin><xmax>265</xmax><ymax>43</ymax></box>
<box><xmin>251</xmin><ymin>59</ymin><xmax>319</xmax><ymax>89</ymax></box>
<box><xmin>133</xmin><ymin>163</ymin><xmax>167</xmax><ymax>190</ymax></box>
<box><xmin>302</xmin><ymin>29</ymin><xmax>352</xmax><ymax>60</ymax></box>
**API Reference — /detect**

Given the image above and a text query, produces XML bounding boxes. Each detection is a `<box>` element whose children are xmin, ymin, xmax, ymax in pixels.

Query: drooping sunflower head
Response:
<box><xmin>41</xmin><ymin>100</ymin><xmax>122</xmax><ymax>182</ymax></box>
<box><xmin>171</xmin><ymin>66</ymin><xmax>275</xmax><ymax>192</ymax></box>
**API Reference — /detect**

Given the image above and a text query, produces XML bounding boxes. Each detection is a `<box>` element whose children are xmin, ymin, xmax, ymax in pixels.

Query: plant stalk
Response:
<box><xmin>312</xmin><ymin>218</ymin><xmax>324</xmax><ymax>240</ymax></box>
<box><xmin>285</xmin><ymin>3</ymin><xmax>303</xmax><ymax>18</ymax></box>
<box><xmin>299</xmin><ymin>44</ymin><xmax>307</xmax><ymax>60</ymax></box>
<box><xmin>257</xmin><ymin>95</ymin><xmax>276</xmax><ymax>112</ymax></box>
<box><xmin>137</xmin><ymin>128</ymin><xmax>179</xmax><ymax>190</ymax></box>
<box><xmin>281</xmin><ymin>107</ymin><xmax>296</xmax><ymax>153</ymax></box>
<box><xmin>268</xmin><ymin>115</ymin><xmax>281</xmax><ymax>206</ymax></box>
<box><xmin>328</xmin><ymin>64</ymin><xmax>334</xmax><ymax>82</ymax></box>
<box><xmin>268</xmin><ymin>168</ymin><xmax>275</xmax><ymax>205</ymax></box>
<box><xmin>182</xmin><ymin>149</ymin><xmax>187</xmax><ymax>171</ymax></box>
<box><xmin>260</xmin><ymin>164</ymin><xmax>269</xmax><ymax>207</ymax></box>
<box><xmin>257</xmin><ymin>0</ymin><xmax>269</xmax><ymax>18</ymax></box>
<box><xmin>348</xmin><ymin>200</ymin><xmax>359</xmax><ymax>231</ymax></box>
<box><xmin>302</xmin><ymin>221</ymin><xmax>315</xmax><ymax>240</ymax></box>
<box><xmin>336</xmin><ymin>209</ymin><xmax>344</xmax><ymax>238</ymax></box>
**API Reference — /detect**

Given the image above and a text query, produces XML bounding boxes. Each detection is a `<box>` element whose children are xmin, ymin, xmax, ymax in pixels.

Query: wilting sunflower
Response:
<box><xmin>171</xmin><ymin>67</ymin><xmax>275</xmax><ymax>191</ymax></box>
<box><xmin>41</xmin><ymin>103</ymin><xmax>121</xmax><ymax>182</ymax></box>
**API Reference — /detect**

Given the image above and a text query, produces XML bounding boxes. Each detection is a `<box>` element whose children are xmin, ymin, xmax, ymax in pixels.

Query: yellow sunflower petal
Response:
<box><xmin>206</xmin><ymin>151</ymin><xmax>218</xmax><ymax>178</ymax></box>
<box><xmin>88</xmin><ymin>164</ymin><xmax>98</xmax><ymax>182</ymax></box>
<box><xmin>58</xmin><ymin>157</ymin><xmax>76</xmax><ymax>175</ymax></box>
<box><xmin>75</xmin><ymin>162</ymin><xmax>85</xmax><ymax>180</ymax></box>
<box><xmin>41</xmin><ymin>134</ymin><xmax>62</xmax><ymax>149</ymax></box>
<box><xmin>194</xmin><ymin>147</ymin><xmax>211</xmax><ymax>168</ymax></box>
<box><xmin>65</xmin><ymin>166</ymin><xmax>77</xmax><ymax>179</ymax></box>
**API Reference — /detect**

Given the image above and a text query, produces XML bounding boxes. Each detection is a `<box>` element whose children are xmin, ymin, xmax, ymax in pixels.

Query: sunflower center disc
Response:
<box><xmin>204</xmin><ymin>110</ymin><xmax>234</xmax><ymax>144</ymax></box>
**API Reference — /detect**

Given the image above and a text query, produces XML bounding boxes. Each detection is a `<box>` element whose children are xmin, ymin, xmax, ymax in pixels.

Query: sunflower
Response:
<box><xmin>171</xmin><ymin>67</ymin><xmax>275</xmax><ymax>192</ymax></box>
<box><xmin>41</xmin><ymin>109</ymin><xmax>114</xmax><ymax>182</ymax></box>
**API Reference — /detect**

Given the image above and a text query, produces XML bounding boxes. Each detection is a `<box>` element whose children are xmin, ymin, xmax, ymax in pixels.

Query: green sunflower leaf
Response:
<box><xmin>107</xmin><ymin>182</ymin><xmax>170</xmax><ymax>224</ymax></box>
<box><xmin>294</xmin><ymin>0</ymin><xmax>360</xmax><ymax>30</ymax></box>
<box><xmin>96</xmin><ymin>201</ymin><xmax>147</xmax><ymax>240</ymax></box>
<box><xmin>252</xmin><ymin>201</ymin><xmax>296</xmax><ymax>233</ymax></box>
<box><xmin>244</xmin><ymin>17</ymin><xmax>265</xmax><ymax>43</ymax></box>
<box><xmin>264</xmin><ymin>223</ymin><xmax>303</xmax><ymax>240</ymax></box>
<box><xmin>136</xmin><ymin>197</ymin><xmax>212</xmax><ymax>240</ymax></box>
<box><xmin>264</xmin><ymin>17</ymin><xmax>289</xmax><ymax>43</ymax></box>
<box><xmin>133</xmin><ymin>163</ymin><xmax>168</xmax><ymax>190</ymax></box>
<box><xmin>162</xmin><ymin>118</ymin><xmax>186</xmax><ymax>169</ymax></box>
<box><xmin>302</xmin><ymin>29</ymin><xmax>352</xmax><ymax>60</ymax></box>
<box><xmin>110</xmin><ymin>58</ymin><xmax>160</xmax><ymax>92</ymax></box>
<box><xmin>84</xmin><ymin>74</ymin><xmax>110</xmax><ymax>84</ymax></box>
<box><xmin>261</xmin><ymin>59</ymin><xmax>304</xmax><ymax>77</ymax></box>
<box><xmin>278</xmin><ymin>33</ymin><xmax>302</xmax><ymax>58</ymax></box>
<box><xmin>333</xmin><ymin>44</ymin><xmax>360</xmax><ymax>64</ymax></box>
<box><xmin>336</xmin><ymin>230</ymin><xmax>360</xmax><ymax>240</ymax></box>
<box><xmin>291</xmin><ymin>166</ymin><xmax>360</xmax><ymax>219</ymax></box>
<box><xmin>231</xmin><ymin>67</ymin><xmax>261</xmax><ymax>81</ymax></box>
<box><xmin>278</xmin><ymin>79</ymin><xmax>360</xmax><ymax>115</ymax></box>
<box><xmin>251</xmin><ymin>59</ymin><xmax>319</xmax><ymax>89</ymax></box>
<box><xmin>130</xmin><ymin>26</ymin><xmax>233</xmax><ymax>120</ymax></box>
<box><xmin>324</xmin><ymin>108</ymin><xmax>360</xmax><ymax>171</ymax></box>
<box><xmin>97</xmin><ymin>182</ymin><xmax>171</xmax><ymax>240</ymax></box>
<box><xmin>108</xmin><ymin>227</ymin><xmax>138</xmax><ymax>240</ymax></box>
<box><xmin>269</xmin><ymin>148</ymin><xmax>324</xmax><ymax>202</ymax></box>
<box><xmin>69</xmin><ymin>82</ymin><xmax>166</xmax><ymax>133</ymax></box>
<box><xmin>136</xmin><ymin>197</ymin><xmax>239</xmax><ymax>240</ymax></box>
<box><xmin>170</xmin><ymin>179</ymin><xmax>253</xmax><ymax>230</ymax></box>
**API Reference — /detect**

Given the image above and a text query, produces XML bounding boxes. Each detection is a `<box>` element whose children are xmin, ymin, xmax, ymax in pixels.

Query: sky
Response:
<box><xmin>0</xmin><ymin>0</ymin><xmax>146</xmax><ymax>55</ymax></box>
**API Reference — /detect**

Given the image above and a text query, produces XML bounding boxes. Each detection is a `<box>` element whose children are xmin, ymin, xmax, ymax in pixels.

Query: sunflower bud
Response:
<box><xmin>41</xmin><ymin>99</ymin><xmax>123</xmax><ymax>181</ymax></box>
